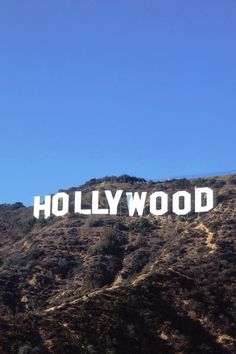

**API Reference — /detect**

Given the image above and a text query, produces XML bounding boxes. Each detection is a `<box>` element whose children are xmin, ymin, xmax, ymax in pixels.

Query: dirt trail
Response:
<box><xmin>45</xmin><ymin>268</ymin><xmax>157</xmax><ymax>314</ymax></box>
<box><xmin>44</xmin><ymin>222</ymin><xmax>219</xmax><ymax>315</ymax></box>
<box><xmin>196</xmin><ymin>223</ymin><xmax>217</xmax><ymax>253</ymax></box>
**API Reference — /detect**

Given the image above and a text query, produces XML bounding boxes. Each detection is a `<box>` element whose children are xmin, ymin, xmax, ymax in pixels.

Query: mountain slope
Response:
<box><xmin>0</xmin><ymin>174</ymin><xmax>235</xmax><ymax>353</ymax></box>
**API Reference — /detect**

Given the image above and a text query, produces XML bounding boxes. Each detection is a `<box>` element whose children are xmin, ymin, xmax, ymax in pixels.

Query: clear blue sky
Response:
<box><xmin>0</xmin><ymin>1</ymin><xmax>235</xmax><ymax>205</ymax></box>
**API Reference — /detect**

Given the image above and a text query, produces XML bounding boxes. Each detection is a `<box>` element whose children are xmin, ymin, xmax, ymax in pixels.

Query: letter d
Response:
<box><xmin>195</xmin><ymin>187</ymin><xmax>214</xmax><ymax>213</ymax></box>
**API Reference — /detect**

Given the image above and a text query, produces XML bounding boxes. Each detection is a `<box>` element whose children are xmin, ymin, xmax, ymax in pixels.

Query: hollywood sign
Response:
<box><xmin>33</xmin><ymin>187</ymin><xmax>214</xmax><ymax>219</ymax></box>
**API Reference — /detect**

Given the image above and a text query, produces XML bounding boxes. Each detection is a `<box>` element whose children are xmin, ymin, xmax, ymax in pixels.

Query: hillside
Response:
<box><xmin>0</xmin><ymin>174</ymin><xmax>236</xmax><ymax>354</ymax></box>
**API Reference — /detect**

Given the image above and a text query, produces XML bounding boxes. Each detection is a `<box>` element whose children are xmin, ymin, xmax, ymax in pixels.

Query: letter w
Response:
<box><xmin>126</xmin><ymin>192</ymin><xmax>147</xmax><ymax>216</ymax></box>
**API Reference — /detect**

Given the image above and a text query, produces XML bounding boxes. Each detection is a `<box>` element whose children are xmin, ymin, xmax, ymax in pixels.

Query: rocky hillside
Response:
<box><xmin>0</xmin><ymin>174</ymin><xmax>236</xmax><ymax>354</ymax></box>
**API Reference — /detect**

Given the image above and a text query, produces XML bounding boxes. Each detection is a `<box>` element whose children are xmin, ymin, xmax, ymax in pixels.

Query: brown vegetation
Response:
<box><xmin>0</xmin><ymin>174</ymin><xmax>235</xmax><ymax>353</ymax></box>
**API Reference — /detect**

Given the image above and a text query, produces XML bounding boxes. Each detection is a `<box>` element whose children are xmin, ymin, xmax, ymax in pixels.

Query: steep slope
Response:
<box><xmin>0</xmin><ymin>174</ymin><xmax>235</xmax><ymax>353</ymax></box>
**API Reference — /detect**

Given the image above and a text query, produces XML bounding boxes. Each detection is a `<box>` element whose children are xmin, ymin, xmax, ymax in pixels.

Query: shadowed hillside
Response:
<box><xmin>0</xmin><ymin>174</ymin><xmax>236</xmax><ymax>353</ymax></box>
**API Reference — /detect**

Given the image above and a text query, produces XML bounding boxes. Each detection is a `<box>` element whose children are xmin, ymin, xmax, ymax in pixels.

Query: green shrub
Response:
<box><xmin>89</xmin><ymin>219</ymin><xmax>104</xmax><ymax>227</ymax></box>
<box><xmin>129</xmin><ymin>218</ymin><xmax>153</xmax><ymax>234</ymax></box>
<box><xmin>90</xmin><ymin>230</ymin><xmax>123</xmax><ymax>256</ymax></box>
